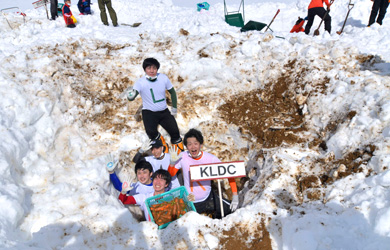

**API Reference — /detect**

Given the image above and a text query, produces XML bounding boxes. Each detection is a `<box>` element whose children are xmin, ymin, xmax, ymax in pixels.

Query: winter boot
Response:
<box><xmin>158</xmin><ymin>135</ymin><xmax>169</xmax><ymax>154</ymax></box>
<box><xmin>172</xmin><ymin>140</ymin><xmax>184</xmax><ymax>154</ymax></box>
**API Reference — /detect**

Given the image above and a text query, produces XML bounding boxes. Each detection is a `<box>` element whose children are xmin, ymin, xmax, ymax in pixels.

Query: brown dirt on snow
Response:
<box><xmin>297</xmin><ymin>144</ymin><xmax>377</xmax><ymax>202</ymax></box>
<box><xmin>219</xmin><ymin>220</ymin><xmax>272</xmax><ymax>250</ymax></box>
<box><xmin>219</xmin><ymin>59</ymin><xmax>329</xmax><ymax>149</ymax></box>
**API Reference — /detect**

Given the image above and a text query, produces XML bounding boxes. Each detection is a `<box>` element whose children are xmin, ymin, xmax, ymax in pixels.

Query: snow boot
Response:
<box><xmin>172</xmin><ymin>140</ymin><xmax>184</xmax><ymax>154</ymax></box>
<box><xmin>158</xmin><ymin>135</ymin><xmax>169</xmax><ymax>154</ymax></box>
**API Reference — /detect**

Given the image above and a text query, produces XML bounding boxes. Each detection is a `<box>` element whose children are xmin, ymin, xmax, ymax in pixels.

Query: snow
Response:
<box><xmin>1</xmin><ymin>0</ymin><xmax>390</xmax><ymax>249</ymax></box>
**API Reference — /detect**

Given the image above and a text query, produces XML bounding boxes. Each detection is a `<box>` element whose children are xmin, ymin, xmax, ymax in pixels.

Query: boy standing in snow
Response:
<box><xmin>127</xmin><ymin>58</ymin><xmax>184</xmax><ymax>155</ymax></box>
<box><xmin>304</xmin><ymin>0</ymin><xmax>332</xmax><ymax>34</ymax></box>
<box><xmin>118</xmin><ymin>169</ymin><xmax>172</xmax><ymax>221</ymax></box>
<box><xmin>62</xmin><ymin>0</ymin><xmax>76</xmax><ymax>28</ymax></box>
<box><xmin>368</xmin><ymin>0</ymin><xmax>390</xmax><ymax>26</ymax></box>
<box><xmin>77</xmin><ymin>0</ymin><xmax>91</xmax><ymax>15</ymax></box>
<box><xmin>133</xmin><ymin>138</ymin><xmax>181</xmax><ymax>190</ymax></box>
<box><xmin>98</xmin><ymin>0</ymin><xmax>118</xmax><ymax>26</ymax></box>
<box><xmin>168</xmin><ymin>128</ymin><xmax>239</xmax><ymax>219</ymax></box>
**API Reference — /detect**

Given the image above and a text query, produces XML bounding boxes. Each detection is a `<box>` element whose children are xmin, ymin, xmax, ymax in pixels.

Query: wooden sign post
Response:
<box><xmin>190</xmin><ymin>161</ymin><xmax>246</xmax><ymax>217</ymax></box>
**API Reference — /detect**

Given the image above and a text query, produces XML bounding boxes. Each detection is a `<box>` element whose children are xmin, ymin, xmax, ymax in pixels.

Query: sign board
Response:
<box><xmin>190</xmin><ymin>161</ymin><xmax>246</xmax><ymax>181</ymax></box>
<box><xmin>32</xmin><ymin>0</ymin><xmax>47</xmax><ymax>9</ymax></box>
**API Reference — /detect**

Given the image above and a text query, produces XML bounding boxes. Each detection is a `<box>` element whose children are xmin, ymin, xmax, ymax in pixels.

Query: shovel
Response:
<box><xmin>336</xmin><ymin>0</ymin><xmax>354</xmax><ymax>35</ymax></box>
<box><xmin>264</xmin><ymin>9</ymin><xmax>280</xmax><ymax>32</ymax></box>
<box><xmin>313</xmin><ymin>0</ymin><xmax>334</xmax><ymax>36</ymax></box>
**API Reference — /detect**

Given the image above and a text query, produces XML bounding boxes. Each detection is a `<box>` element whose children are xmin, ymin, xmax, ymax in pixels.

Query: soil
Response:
<box><xmin>219</xmin><ymin>220</ymin><xmax>272</xmax><ymax>250</ymax></box>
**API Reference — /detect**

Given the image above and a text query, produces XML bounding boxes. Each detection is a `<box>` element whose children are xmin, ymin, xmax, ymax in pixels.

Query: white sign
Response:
<box><xmin>32</xmin><ymin>0</ymin><xmax>47</xmax><ymax>9</ymax></box>
<box><xmin>190</xmin><ymin>161</ymin><xmax>246</xmax><ymax>181</ymax></box>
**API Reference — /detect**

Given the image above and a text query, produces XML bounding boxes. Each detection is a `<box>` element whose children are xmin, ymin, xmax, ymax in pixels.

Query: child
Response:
<box><xmin>62</xmin><ymin>0</ymin><xmax>76</xmax><ymax>28</ymax></box>
<box><xmin>118</xmin><ymin>169</ymin><xmax>171</xmax><ymax>221</ymax></box>
<box><xmin>133</xmin><ymin>138</ymin><xmax>181</xmax><ymax>190</ymax></box>
<box><xmin>77</xmin><ymin>0</ymin><xmax>91</xmax><ymax>15</ymax></box>
<box><xmin>290</xmin><ymin>17</ymin><xmax>307</xmax><ymax>33</ymax></box>
<box><xmin>168</xmin><ymin>128</ymin><xmax>239</xmax><ymax>219</ymax></box>
<box><xmin>304</xmin><ymin>0</ymin><xmax>332</xmax><ymax>35</ymax></box>
<box><xmin>106</xmin><ymin>155</ymin><xmax>154</xmax><ymax>196</ymax></box>
<box><xmin>127</xmin><ymin>58</ymin><xmax>184</xmax><ymax>154</ymax></box>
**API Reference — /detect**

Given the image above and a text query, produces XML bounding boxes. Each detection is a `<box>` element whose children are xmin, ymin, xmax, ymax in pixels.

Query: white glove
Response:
<box><xmin>127</xmin><ymin>87</ymin><xmax>137</xmax><ymax>101</ymax></box>
<box><xmin>139</xmin><ymin>139</ymin><xmax>152</xmax><ymax>153</ymax></box>
<box><xmin>169</xmin><ymin>145</ymin><xmax>182</xmax><ymax>165</ymax></box>
<box><xmin>121</xmin><ymin>181</ymin><xmax>133</xmax><ymax>194</ymax></box>
<box><xmin>187</xmin><ymin>193</ymin><xmax>195</xmax><ymax>202</ymax></box>
<box><xmin>230</xmin><ymin>195</ymin><xmax>239</xmax><ymax>212</ymax></box>
<box><xmin>105</xmin><ymin>153</ymin><xmax>118</xmax><ymax>172</ymax></box>
<box><xmin>171</xmin><ymin>107</ymin><xmax>177</xmax><ymax>118</ymax></box>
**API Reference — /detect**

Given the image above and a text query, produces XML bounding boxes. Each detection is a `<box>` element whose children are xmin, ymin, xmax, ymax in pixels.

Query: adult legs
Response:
<box><xmin>105</xmin><ymin>0</ymin><xmax>118</xmax><ymax>26</ymax></box>
<box><xmin>304</xmin><ymin>8</ymin><xmax>316</xmax><ymax>34</ymax></box>
<box><xmin>377</xmin><ymin>0</ymin><xmax>390</xmax><ymax>25</ymax></box>
<box><xmin>305</xmin><ymin>7</ymin><xmax>329</xmax><ymax>34</ymax></box>
<box><xmin>50</xmin><ymin>0</ymin><xmax>58</xmax><ymax>20</ymax></box>
<box><xmin>324</xmin><ymin>12</ymin><xmax>332</xmax><ymax>33</ymax></box>
<box><xmin>98</xmin><ymin>0</ymin><xmax>108</xmax><ymax>25</ymax></box>
<box><xmin>368</xmin><ymin>0</ymin><xmax>381</xmax><ymax>26</ymax></box>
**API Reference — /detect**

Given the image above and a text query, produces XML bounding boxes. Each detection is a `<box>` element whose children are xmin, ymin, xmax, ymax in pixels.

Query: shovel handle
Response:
<box><xmin>264</xmin><ymin>9</ymin><xmax>280</xmax><ymax>32</ymax></box>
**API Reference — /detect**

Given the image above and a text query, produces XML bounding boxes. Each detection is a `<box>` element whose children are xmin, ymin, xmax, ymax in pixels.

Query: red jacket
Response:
<box><xmin>308</xmin><ymin>0</ymin><xmax>331</xmax><ymax>9</ymax></box>
<box><xmin>62</xmin><ymin>3</ymin><xmax>75</xmax><ymax>25</ymax></box>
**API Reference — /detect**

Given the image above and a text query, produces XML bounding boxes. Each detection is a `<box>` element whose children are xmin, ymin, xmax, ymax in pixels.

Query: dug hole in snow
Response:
<box><xmin>0</xmin><ymin>0</ymin><xmax>390</xmax><ymax>249</ymax></box>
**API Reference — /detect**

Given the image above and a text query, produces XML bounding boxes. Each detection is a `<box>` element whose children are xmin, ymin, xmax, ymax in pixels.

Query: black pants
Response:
<box><xmin>142</xmin><ymin>109</ymin><xmax>181</xmax><ymax>144</ymax></box>
<box><xmin>369</xmin><ymin>0</ymin><xmax>389</xmax><ymax>26</ymax></box>
<box><xmin>194</xmin><ymin>189</ymin><xmax>231</xmax><ymax>219</ymax></box>
<box><xmin>50</xmin><ymin>0</ymin><xmax>58</xmax><ymax>20</ymax></box>
<box><xmin>305</xmin><ymin>7</ymin><xmax>331</xmax><ymax>34</ymax></box>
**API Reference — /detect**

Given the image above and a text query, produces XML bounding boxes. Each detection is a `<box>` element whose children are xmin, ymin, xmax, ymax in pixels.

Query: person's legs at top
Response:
<box><xmin>304</xmin><ymin>8</ymin><xmax>316</xmax><ymax>34</ymax></box>
<box><xmin>50</xmin><ymin>0</ymin><xmax>58</xmax><ymax>20</ymax></box>
<box><xmin>322</xmin><ymin>9</ymin><xmax>332</xmax><ymax>33</ymax></box>
<box><xmin>376</xmin><ymin>0</ymin><xmax>389</xmax><ymax>25</ymax></box>
<box><xmin>105</xmin><ymin>0</ymin><xmax>118</xmax><ymax>26</ymax></box>
<box><xmin>368</xmin><ymin>0</ymin><xmax>381</xmax><ymax>26</ymax></box>
<box><xmin>98</xmin><ymin>0</ymin><xmax>108</xmax><ymax>25</ymax></box>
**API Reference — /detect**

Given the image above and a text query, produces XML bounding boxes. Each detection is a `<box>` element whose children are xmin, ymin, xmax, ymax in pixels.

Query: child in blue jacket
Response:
<box><xmin>77</xmin><ymin>0</ymin><xmax>91</xmax><ymax>15</ymax></box>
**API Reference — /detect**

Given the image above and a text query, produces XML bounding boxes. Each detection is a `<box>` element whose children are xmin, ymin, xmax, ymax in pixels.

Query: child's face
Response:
<box><xmin>145</xmin><ymin>65</ymin><xmax>158</xmax><ymax>77</ymax></box>
<box><xmin>151</xmin><ymin>146</ymin><xmax>163</xmax><ymax>158</ymax></box>
<box><xmin>136</xmin><ymin>168</ymin><xmax>152</xmax><ymax>185</ymax></box>
<box><xmin>186</xmin><ymin>137</ymin><xmax>202</xmax><ymax>158</ymax></box>
<box><xmin>153</xmin><ymin>175</ymin><xmax>168</xmax><ymax>193</ymax></box>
